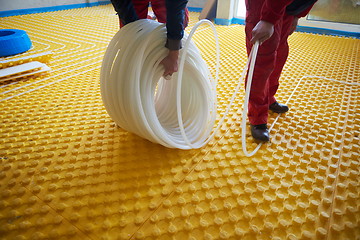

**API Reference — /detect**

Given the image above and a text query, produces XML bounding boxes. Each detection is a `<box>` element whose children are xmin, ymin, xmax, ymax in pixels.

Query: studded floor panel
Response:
<box><xmin>0</xmin><ymin>4</ymin><xmax>359</xmax><ymax>240</ymax></box>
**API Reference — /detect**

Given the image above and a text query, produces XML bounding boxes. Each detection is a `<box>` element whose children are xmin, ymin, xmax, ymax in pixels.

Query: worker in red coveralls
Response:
<box><xmin>245</xmin><ymin>0</ymin><xmax>317</xmax><ymax>141</ymax></box>
<box><xmin>110</xmin><ymin>0</ymin><xmax>189</xmax><ymax>79</ymax></box>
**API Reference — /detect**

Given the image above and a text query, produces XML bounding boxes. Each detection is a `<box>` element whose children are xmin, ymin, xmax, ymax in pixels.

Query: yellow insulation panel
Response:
<box><xmin>0</xmin><ymin>4</ymin><xmax>359</xmax><ymax>240</ymax></box>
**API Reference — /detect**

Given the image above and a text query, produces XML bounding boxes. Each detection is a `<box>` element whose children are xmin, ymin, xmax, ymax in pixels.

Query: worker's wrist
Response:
<box><xmin>259</xmin><ymin>20</ymin><xmax>274</xmax><ymax>28</ymax></box>
<box><xmin>167</xmin><ymin>50</ymin><xmax>179</xmax><ymax>59</ymax></box>
<box><xmin>165</xmin><ymin>38</ymin><xmax>182</xmax><ymax>50</ymax></box>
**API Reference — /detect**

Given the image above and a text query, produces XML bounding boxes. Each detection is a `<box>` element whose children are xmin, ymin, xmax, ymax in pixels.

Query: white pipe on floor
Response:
<box><xmin>100</xmin><ymin>19</ymin><xmax>359</xmax><ymax>156</ymax></box>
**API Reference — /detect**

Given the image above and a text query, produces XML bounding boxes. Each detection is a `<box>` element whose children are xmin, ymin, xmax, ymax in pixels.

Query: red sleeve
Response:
<box><xmin>260</xmin><ymin>0</ymin><xmax>293</xmax><ymax>25</ymax></box>
<box><xmin>296</xmin><ymin>3</ymin><xmax>316</xmax><ymax>18</ymax></box>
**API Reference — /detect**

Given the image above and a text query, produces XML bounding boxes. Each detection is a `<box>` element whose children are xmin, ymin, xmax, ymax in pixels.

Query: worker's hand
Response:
<box><xmin>160</xmin><ymin>50</ymin><xmax>179</xmax><ymax>80</ymax></box>
<box><xmin>289</xmin><ymin>17</ymin><xmax>299</xmax><ymax>35</ymax></box>
<box><xmin>251</xmin><ymin>20</ymin><xmax>274</xmax><ymax>45</ymax></box>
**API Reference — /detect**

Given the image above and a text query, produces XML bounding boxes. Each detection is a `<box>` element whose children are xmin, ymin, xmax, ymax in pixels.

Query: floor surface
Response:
<box><xmin>0</xmin><ymin>5</ymin><xmax>359</xmax><ymax>240</ymax></box>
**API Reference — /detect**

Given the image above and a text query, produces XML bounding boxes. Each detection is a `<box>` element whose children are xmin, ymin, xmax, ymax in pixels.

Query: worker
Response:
<box><xmin>245</xmin><ymin>0</ymin><xmax>317</xmax><ymax>141</ymax></box>
<box><xmin>110</xmin><ymin>0</ymin><xmax>189</xmax><ymax>78</ymax></box>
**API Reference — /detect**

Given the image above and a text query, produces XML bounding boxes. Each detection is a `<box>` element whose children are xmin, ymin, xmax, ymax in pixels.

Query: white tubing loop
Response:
<box><xmin>100</xmin><ymin>19</ymin><xmax>219</xmax><ymax>149</ymax></box>
<box><xmin>177</xmin><ymin>19</ymin><xmax>220</xmax><ymax>149</ymax></box>
<box><xmin>176</xmin><ymin>19</ymin><xmax>255</xmax><ymax>151</ymax></box>
<box><xmin>241</xmin><ymin>41</ymin><xmax>260</xmax><ymax>157</ymax></box>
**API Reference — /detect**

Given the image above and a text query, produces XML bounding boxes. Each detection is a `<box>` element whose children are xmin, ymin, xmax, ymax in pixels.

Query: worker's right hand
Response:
<box><xmin>160</xmin><ymin>50</ymin><xmax>179</xmax><ymax>80</ymax></box>
<box><xmin>251</xmin><ymin>20</ymin><xmax>274</xmax><ymax>45</ymax></box>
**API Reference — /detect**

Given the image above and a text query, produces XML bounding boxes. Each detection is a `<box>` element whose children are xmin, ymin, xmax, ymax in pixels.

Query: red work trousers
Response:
<box><xmin>245</xmin><ymin>5</ymin><xmax>294</xmax><ymax>125</ymax></box>
<box><xmin>120</xmin><ymin>0</ymin><xmax>189</xmax><ymax>27</ymax></box>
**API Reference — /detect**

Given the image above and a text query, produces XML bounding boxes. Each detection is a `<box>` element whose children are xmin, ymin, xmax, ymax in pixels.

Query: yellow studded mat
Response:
<box><xmin>0</xmin><ymin>4</ymin><xmax>359</xmax><ymax>240</ymax></box>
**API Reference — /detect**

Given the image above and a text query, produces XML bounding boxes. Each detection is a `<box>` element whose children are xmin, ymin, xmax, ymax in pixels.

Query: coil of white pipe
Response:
<box><xmin>100</xmin><ymin>19</ymin><xmax>219</xmax><ymax>149</ymax></box>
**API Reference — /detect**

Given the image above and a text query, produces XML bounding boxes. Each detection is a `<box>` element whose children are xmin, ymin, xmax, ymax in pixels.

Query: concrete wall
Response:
<box><xmin>216</xmin><ymin>0</ymin><xmax>236</xmax><ymax>20</ymax></box>
<box><xmin>0</xmin><ymin>0</ymin><xmax>110</xmax><ymax>11</ymax></box>
<box><xmin>187</xmin><ymin>0</ymin><xmax>207</xmax><ymax>8</ymax></box>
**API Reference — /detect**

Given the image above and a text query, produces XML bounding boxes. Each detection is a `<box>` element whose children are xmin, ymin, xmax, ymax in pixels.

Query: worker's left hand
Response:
<box><xmin>160</xmin><ymin>50</ymin><xmax>179</xmax><ymax>80</ymax></box>
<box><xmin>251</xmin><ymin>20</ymin><xmax>274</xmax><ymax>45</ymax></box>
<box><xmin>289</xmin><ymin>17</ymin><xmax>299</xmax><ymax>35</ymax></box>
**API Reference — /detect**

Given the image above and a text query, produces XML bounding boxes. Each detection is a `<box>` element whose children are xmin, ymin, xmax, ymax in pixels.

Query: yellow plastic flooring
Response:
<box><xmin>1</xmin><ymin>4</ymin><xmax>359</xmax><ymax>240</ymax></box>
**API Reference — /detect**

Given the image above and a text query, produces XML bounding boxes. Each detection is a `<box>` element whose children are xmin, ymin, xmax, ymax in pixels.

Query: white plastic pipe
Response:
<box><xmin>241</xmin><ymin>41</ymin><xmax>260</xmax><ymax>157</ymax></box>
<box><xmin>100</xmin><ymin>19</ymin><xmax>219</xmax><ymax>149</ymax></box>
<box><xmin>100</xmin><ymin>19</ymin><xmax>359</xmax><ymax>156</ymax></box>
